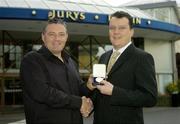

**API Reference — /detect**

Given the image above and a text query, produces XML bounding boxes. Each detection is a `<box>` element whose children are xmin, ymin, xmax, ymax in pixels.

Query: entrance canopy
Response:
<box><xmin>0</xmin><ymin>0</ymin><xmax>180</xmax><ymax>41</ymax></box>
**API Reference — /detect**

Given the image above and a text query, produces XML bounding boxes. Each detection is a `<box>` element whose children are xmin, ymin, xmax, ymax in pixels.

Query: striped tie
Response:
<box><xmin>107</xmin><ymin>51</ymin><xmax>120</xmax><ymax>74</ymax></box>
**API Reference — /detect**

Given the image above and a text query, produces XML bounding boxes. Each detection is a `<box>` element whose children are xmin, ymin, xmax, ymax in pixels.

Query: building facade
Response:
<box><xmin>0</xmin><ymin>0</ymin><xmax>180</xmax><ymax>106</ymax></box>
<box><xmin>123</xmin><ymin>0</ymin><xmax>180</xmax><ymax>94</ymax></box>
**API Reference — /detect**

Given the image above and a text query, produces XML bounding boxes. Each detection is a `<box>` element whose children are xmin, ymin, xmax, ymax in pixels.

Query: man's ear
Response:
<box><xmin>67</xmin><ymin>33</ymin><xmax>68</xmax><ymax>39</ymax></box>
<box><xmin>41</xmin><ymin>33</ymin><xmax>45</xmax><ymax>44</ymax></box>
<box><xmin>131</xmin><ymin>29</ymin><xmax>134</xmax><ymax>37</ymax></box>
<box><xmin>65</xmin><ymin>32</ymin><xmax>68</xmax><ymax>41</ymax></box>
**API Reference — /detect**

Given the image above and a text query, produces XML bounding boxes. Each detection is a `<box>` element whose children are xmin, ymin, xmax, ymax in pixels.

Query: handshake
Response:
<box><xmin>80</xmin><ymin>96</ymin><xmax>93</xmax><ymax>117</ymax></box>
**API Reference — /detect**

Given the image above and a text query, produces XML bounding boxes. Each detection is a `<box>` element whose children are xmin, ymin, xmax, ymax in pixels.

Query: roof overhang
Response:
<box><xmin>0</xmin><ymin>7</ymin><xmax>180</xmax><ymax>41</ymax></box>
<box><xmin>123</xmin><ymin>1</ymin><xmax>180</xmax><ymax>24</ymax></box>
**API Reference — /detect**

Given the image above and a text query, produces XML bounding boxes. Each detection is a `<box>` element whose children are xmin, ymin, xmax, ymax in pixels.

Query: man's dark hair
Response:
<box><xmin>110</xmin><ymin>11</ymin><xmax>133</xmax><ymax>29</ymax></box>
<box><xmin>42</xmin><ymin>17</ymin><xmax>67</xmax><ymax>33</ymax></box>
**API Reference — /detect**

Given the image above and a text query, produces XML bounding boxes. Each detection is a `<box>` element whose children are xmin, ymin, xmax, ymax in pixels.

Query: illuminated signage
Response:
<box><xmin>48</xmin><ymin>10</ymin><xmax>85</xmax><ymax>21</ymax></box>
<box><xmin>108</xmin><ymin>15</ymin><xmax>141</xmax><ymax>24</ymax></box>
<box><xmin>48</xmin><ymin>10</ymin><xmax>141</xmax><ymax>25</ymax></box>
<box><xmin>133</xmin><ymin>17</ymin><xmax>141</xmax><ymax>25</ymax></box>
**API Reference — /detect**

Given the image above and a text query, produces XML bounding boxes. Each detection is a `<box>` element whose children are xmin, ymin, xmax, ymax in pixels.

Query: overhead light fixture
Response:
<box><xmin>147</xmin><ymin>20</ymin><xmax>151</xmax><ymax>25</ymax></box>
<box><xmin>32</xmin><ymin>10</ymin><xmax>36</xmax><ymax>16</ymax></box>
<box><xmin>94</xmin><ymin>15</ymin><xmax>99</xmax><ymax>20</ymax></box>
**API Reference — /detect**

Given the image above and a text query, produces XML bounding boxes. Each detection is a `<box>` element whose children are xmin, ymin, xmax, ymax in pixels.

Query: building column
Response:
<box><xmin>171</xmin><ymin>40</ymin><xmax>178</xmax><ymax>81</ymax></box>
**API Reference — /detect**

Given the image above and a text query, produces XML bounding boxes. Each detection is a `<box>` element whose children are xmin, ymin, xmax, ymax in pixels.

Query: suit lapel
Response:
<box><xmin>104</xmin><ymin>50</ymin><xmax>112</xmax><ymax>65</ymax></box>
<box><xmin>108</xmin><ymin>44</ymin><xmax>135</xmax><ymax>76</ymax></box>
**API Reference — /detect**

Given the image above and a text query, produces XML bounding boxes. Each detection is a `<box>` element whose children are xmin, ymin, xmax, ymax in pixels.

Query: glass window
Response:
<box><xmin>157</xmin><ymin>73</ymin><xmax>173</xmax><ymax>94</ymax></box>
<box><xmin>59</xmin><ymin>0</ymin><xmax>94</xmax><ymax>5</ymax></box>
<box><xmin>26</xmin><ymin>0</ymin><xmax>48</xmax><ymax>9</ymax></box>
<box><xmin>144</xmin><ymin>9</ymin><xmax>155</xmax><ymax>17</ymax></box>
<box><xmin>0</xmin><ymin>0</ymin><xmax>8</xmax><ymax>7</ymax></box>
<box><xmin>111</xmin><ymin>7</ymin><xmax>128</xmax><ymax>15</ymax></box>
<box><xmin>6</xmin><ymin>0</ymin><xmax>28</xmax><ymax>8</ymax></box>
<box><xmin>155</xmin><ymin>8</ymin><xmax>170</xmax><ymax>22</ymax></box>
<box><xmin>63</xmin><ymin>2</ymin><xmax>84</xmax><ymax>12</ymax></box>
<box><xmin>79</xmin><ymin>4</ymin><xmax>101</xmax><ymax>13</ymax></box>
<box><xmin>45</xmin><ymin>1</ymin><xmax>67</xmax><ymax>10</ymax></box>
<box><xmin>0</xmin><ymin>44</ymin><xmax>22</xmax><ymax>69</ymax></box>
<box><xmin>91</xmin><ymin>0</ymin><xmax>109</xmax><ymax>6</ymax></box>
<box><xmin>126</xmin><ymin>8</ymin><xmax>155</xmax><ymax>19</ymax></box>
<box><xmin>96</xmin><ymin>6</ymin><xmax>114</xmax><ymax>14</ymax></box>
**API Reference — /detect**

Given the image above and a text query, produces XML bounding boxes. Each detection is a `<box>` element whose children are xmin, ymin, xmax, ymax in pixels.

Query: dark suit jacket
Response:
<box><xmin>93</xmin><ymin>44</ymin><xmax>157</xmax><ymax>124</ymax></box>
<box><xmin>20</xmin><ymin>46</ymin><xmax>89</xmax><ymax>124</ymax></box>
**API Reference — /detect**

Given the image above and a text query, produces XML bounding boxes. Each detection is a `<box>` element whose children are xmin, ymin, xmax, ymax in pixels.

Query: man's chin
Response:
<box><xmin>51</xmin><ymin>49</ymin><xmax>63</xmax><ymax>54</ymax></box>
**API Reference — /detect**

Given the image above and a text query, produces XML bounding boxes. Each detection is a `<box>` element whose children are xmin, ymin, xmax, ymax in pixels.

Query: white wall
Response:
<box><xmin>144</xmin><ymin>39</ymin><xmax>173</xmax><ymax>94</ymax></box>
<box><xmin>144</xmin><ymin>7</ymin><xmax>179</xmax><ymax>25</ymax></box>
<box><xmin>175</xmin><ymin>40</ymin><xmax>180</xmax><ymax>53</ymax></box>
<box><xmin>145</xmin><ymin>39</ymin><xmax>173</xmax><ymax>73</ymax></box>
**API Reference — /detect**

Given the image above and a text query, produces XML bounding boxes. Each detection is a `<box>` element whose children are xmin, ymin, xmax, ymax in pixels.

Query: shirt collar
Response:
<box><xmin>38</xmin><ymin>45</ymin><xmax>70</xmax><ymax>62</ymax></box>
<box><xmin>113</xmin><ymin>41</ymin><xmax>132</xmax><ymax>54</ymax></box>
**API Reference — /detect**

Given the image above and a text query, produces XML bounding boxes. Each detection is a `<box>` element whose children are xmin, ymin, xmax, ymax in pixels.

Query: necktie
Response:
<box><xmin>107</xmin><ymin>51</ymin><xmax>120</xmax><ymax>74</ymax></box>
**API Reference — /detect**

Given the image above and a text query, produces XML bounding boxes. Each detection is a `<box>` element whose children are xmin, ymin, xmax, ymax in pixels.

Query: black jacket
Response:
<box><xmin>92</xmin><ymin>44</ymin><xmax>157</xmax><ymax>124</ymax></box>
<box><xmin>20</xmin><ymin>46</ymin><xmax>89</xmax><ymax>124</ymax></box>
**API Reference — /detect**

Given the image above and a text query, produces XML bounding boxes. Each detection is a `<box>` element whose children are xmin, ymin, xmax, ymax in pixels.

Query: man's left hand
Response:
<box><xmin>96</xmin><ymin>80</ymin><xmax>114</xmax><ymax>95</ymax></box>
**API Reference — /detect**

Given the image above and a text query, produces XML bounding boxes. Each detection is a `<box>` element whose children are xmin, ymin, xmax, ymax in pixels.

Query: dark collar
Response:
<box><xmin>37</xmin><ymin>45</ymin><xmax>70</xmax><ymax>62</ymax></box>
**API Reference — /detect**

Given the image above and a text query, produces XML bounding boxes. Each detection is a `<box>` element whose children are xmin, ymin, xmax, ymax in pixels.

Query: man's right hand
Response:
<box><xmin>80</xmin><ymin>96</ymin><xmax>93</xmax><ymax>117</ymax></box>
